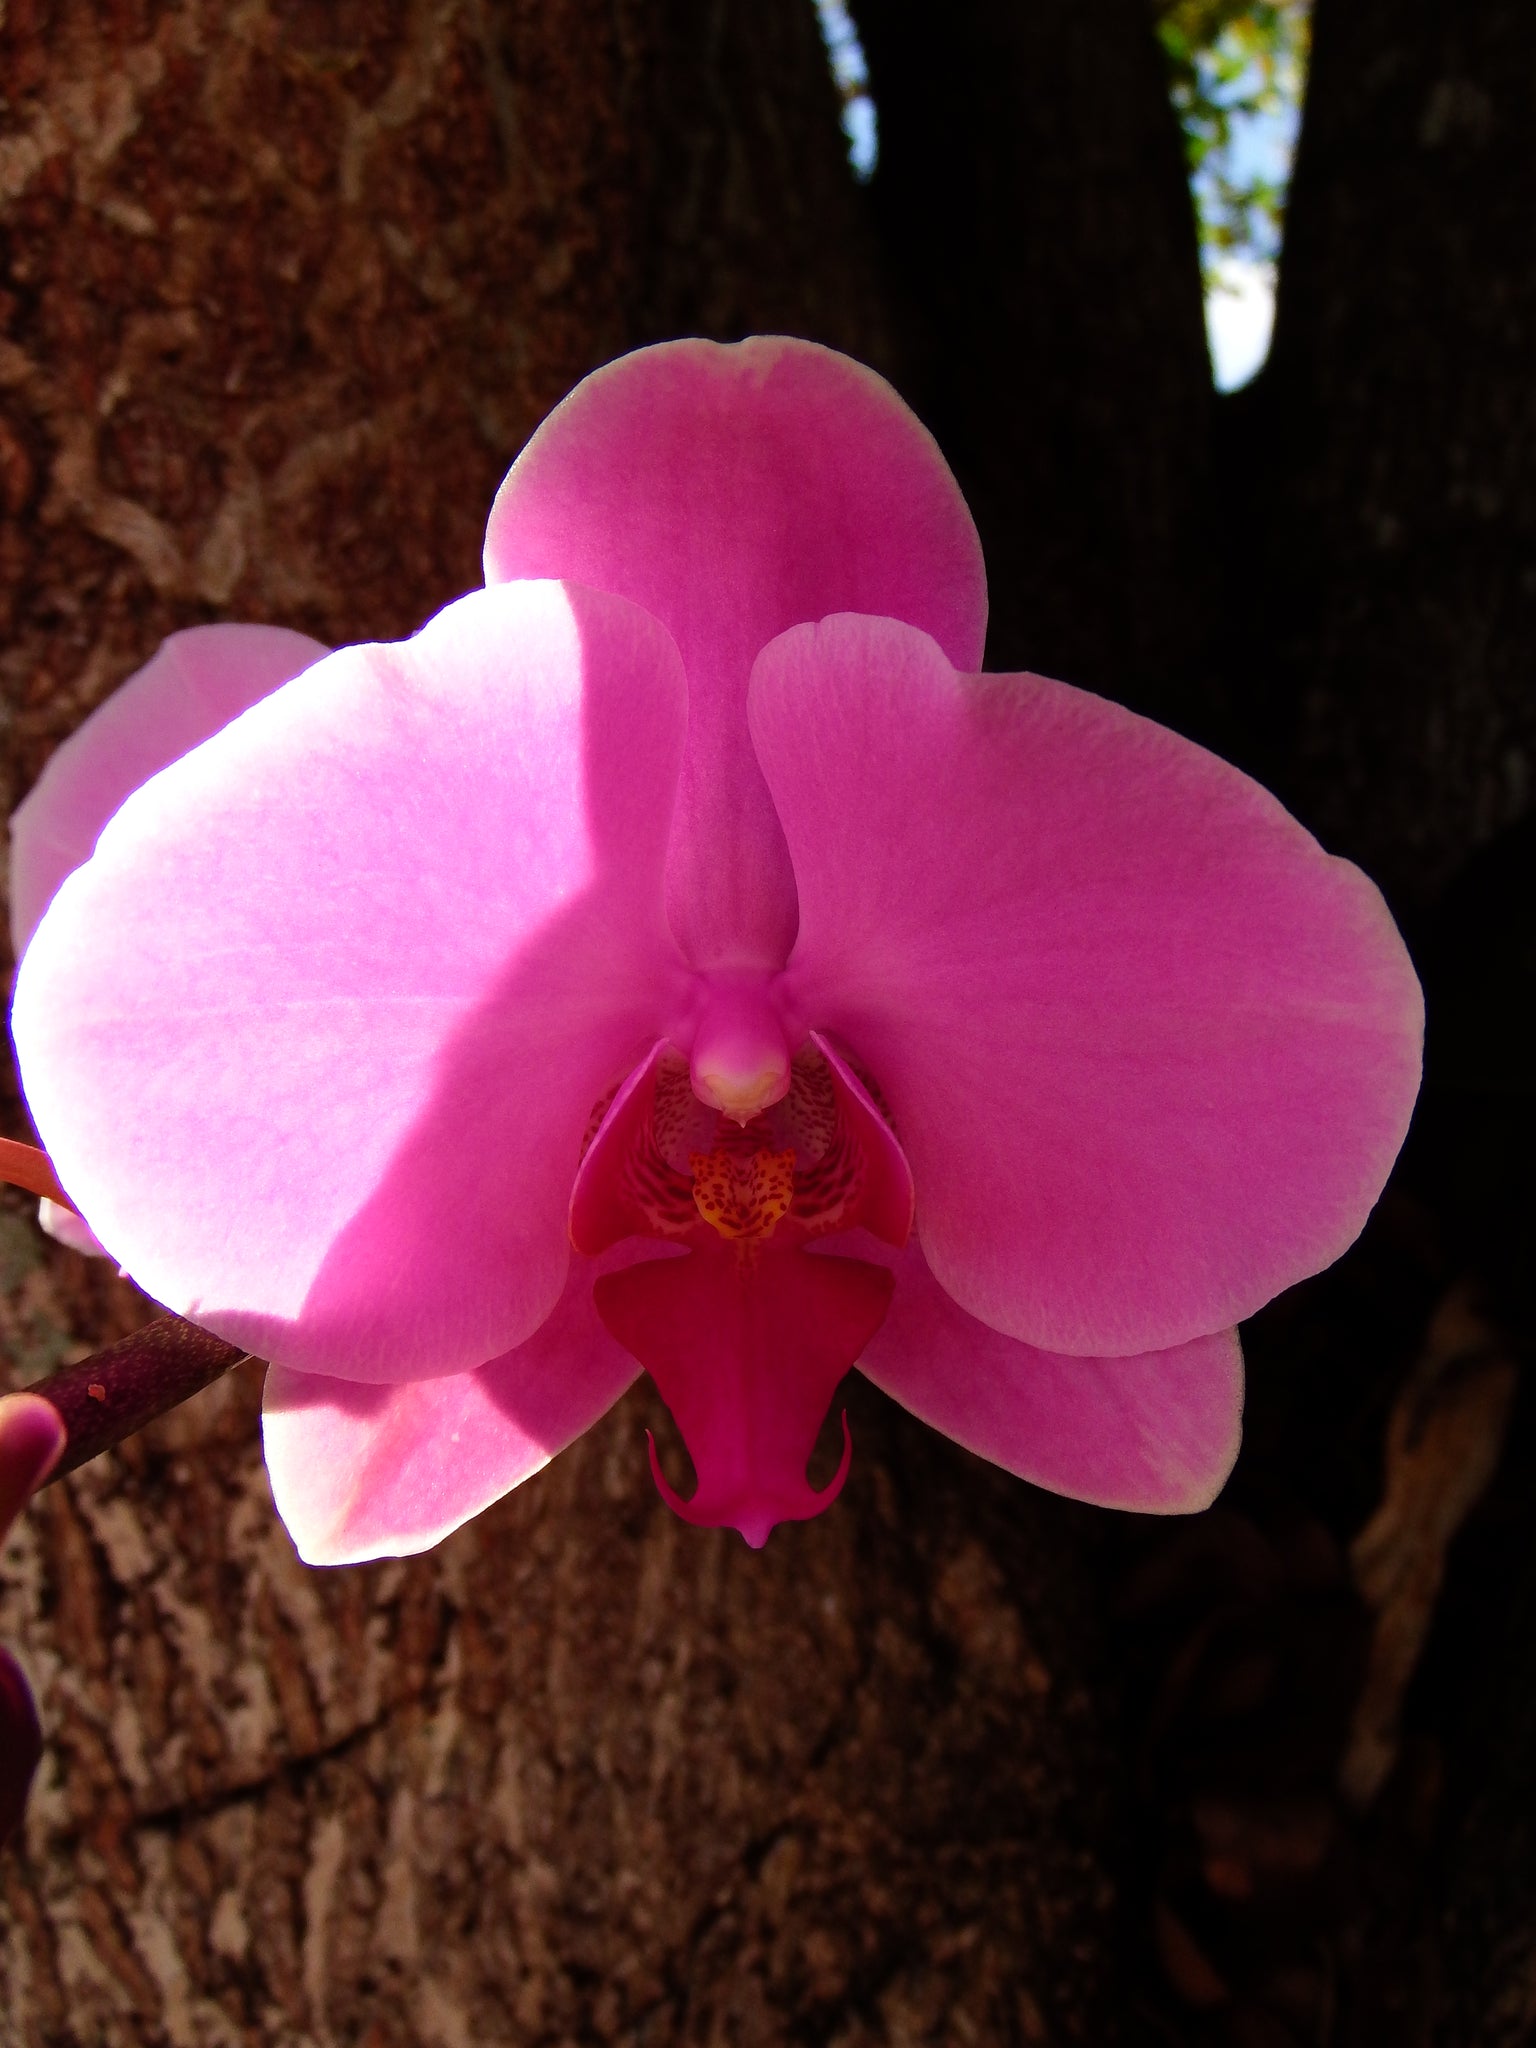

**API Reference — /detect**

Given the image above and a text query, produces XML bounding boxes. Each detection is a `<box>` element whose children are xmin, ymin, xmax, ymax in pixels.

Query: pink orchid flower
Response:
<box><xmin>8</xmin><ymin>340</ymin><xmax>1422</xmax><ymax>1562</ymax></box>
<box><xmin>0</xmin><ymin>1392</ymin><xmax>65</xmax><ymax>1844</ymax></box>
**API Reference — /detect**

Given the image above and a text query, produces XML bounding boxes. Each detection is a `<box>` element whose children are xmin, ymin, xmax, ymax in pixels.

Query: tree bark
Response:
<box><xmin>0</xmin><ymin>5</ymin><xmax>1123</xmax><ymax>2043</ymax></box>
<box><xmin>850</xmin><ymin>0</ymin><xmax>1536</xmax><ymax>2039</ymax></box>
<box><xmin>8</xmin><ymin>0</ymin><xmax>1534</xmax><ymax>2038</ymax></box>
<box><xmin>1201</xmin><ymin>4</ymin><xmax>1536</xmax><ymax>2040</ymax></box>
<box><xmin>1259</xmin><ymin>4</ymin><xmax>1536</xmax><ymax>2036</ymax></box>
<box><xmin>1239</xmin><ymin>0</ymin><xmax>1536</xmax><ymax>913</ymax></box>
<box><xmin>851</xmin><ymin>0</ymin><xmax>1218</xmax><ymax>729</ymax></box>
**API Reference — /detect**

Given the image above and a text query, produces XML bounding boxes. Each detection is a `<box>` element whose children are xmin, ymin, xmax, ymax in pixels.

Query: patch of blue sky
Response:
<box><xmin>1201</xmin><ymin>86</ymin><xmax>1302</xmax><ymax>389</ymax></box>
<box><xmin>813</xmin><ymin>0</ymin><xmax>879</xmax><ymax>181</ymax></box>
<box><xmin>1197</xmin><ymin>81</ymin><xmax>1300</xmax><ymax>264</ymax></box>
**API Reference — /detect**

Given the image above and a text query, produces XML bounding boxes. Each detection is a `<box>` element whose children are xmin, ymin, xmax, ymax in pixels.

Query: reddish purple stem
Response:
<box><xmin>25</xmin><ymin>1317</ymin><xmax>249</xmax><ymax>1482</ymax></box>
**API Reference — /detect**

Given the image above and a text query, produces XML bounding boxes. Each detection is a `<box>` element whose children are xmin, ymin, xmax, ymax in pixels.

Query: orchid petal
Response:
<box><xmin>14</xmin><ymin>582</ymin><xmax>689</xmax><ymax>1381</ymax></box>
<box><xmin>846</xmin><ymin>1234</ymin><xmax>1242</xmax><ymax>1513</ymax></box>
<box><xmin>9</xmin><ymin>624</ymin><xmax>327</xmax><ymax>960</ymax></box>
<box><xmin>484</xmin><ymin>338</ymin><xmax>987</xmax><ymax>974</ymax></box>
<box><xmin>756</xmin><ymin>614</ymin><xmax>1424</xmax><ymax>1356</ymax></box>
<box><xmin>594</xmin><ymin>1241</ymin><xmax>891</xmax><ymax>1547</ymax></box>
<box><xmin>262</xmin><ymin>1248</ymin><xmax>646</xmax><ymax>1565</ymax></box>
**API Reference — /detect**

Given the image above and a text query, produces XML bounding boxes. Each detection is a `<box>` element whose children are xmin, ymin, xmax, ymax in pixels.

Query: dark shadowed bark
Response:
<box><xmin>1178</xmin><ymin>3</ymin><xmax>1536</xmax><ymax>2042</ymax></box>
<box><xmin>1254</xmin><ymin>5</ymin><xmax>1536</xmax><ymax>2038</ymax></box>
<box><xmin>1238</xmin><ymin>0</ymin><xmax>1536</xmax><ymax>914</ymax></box>
<box><xmin>855</xmin><ymin>0</ymin><xmax>1536</xmax><ymax>2039</ymax></box>
<box><xmin>850</xmin><ymin>0</ymin><xmax>1218</xmax><ymax>728</ymax></box>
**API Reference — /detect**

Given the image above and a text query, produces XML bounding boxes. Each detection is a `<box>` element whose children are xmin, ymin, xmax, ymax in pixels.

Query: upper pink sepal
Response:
<box><xmin>850</xmin><ymin>1236</ymin><xmax>1243</xmax><ymax>1514</ymax></box>
<box><xmin>754</xmin><ymin>614</ymin><xmax>1424</xmax><ymax>1357</ymax></box>
<box><xmin>484</xmin><ymin>338</ymin><xmax>987</xmax><ymax>974</ymax></box>
<box><xmin>594</xmin><ymin>1243</ymin><xmax>891</xmax><ymax>1547</ymax></box>
<box><xmin>9</xmin><ymin>623</ymin><xmax>327</xmax><ymax>959</ymax></box>
<box><xmin>262</xmin><ymin>1248</ymin><xmax>645</xmax><ymax>1565</ymax></box>
<box><xmin>14</xmin><ymin>582</ymin><xmax>690</xmax><ymax>1383</ymax></box>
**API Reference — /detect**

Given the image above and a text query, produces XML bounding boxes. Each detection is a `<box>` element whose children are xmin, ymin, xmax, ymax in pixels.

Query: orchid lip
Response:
<box><xmin>578</xmin><ymin>1036</ymin><xmax>910</xmax><ymax>1544</ymax></box>
<box><xmin>645</xmin><ymin>1410</ymin><xmax>853</xmax><ymax>1549</ymax></box>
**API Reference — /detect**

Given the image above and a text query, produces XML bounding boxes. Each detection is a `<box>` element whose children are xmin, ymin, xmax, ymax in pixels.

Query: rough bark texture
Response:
<box><xmin>0</xmin><ymin>0</ymin><xmax>890</xmax><ymax>826</ymax></box>
<box><xmin>1</xmin><ymin>4</ymin><xmax>1124</xmax><ymax>2044</ymax></box>
<box><xmin>0</xmin><ymin>1276</ymin><xmax>1115</xmax><ymax>2047</ymax></box>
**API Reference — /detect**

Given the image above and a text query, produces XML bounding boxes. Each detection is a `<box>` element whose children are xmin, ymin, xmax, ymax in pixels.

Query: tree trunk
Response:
<box><xmin>7</xmin><ymin>0</ymin><xmax>1535</xmax><ymax>2039</ymax></box>
<box><xmin>1240</xmin><ymin>0</ymin><xmax>1536</xmax><ymax>915</ymax></box>
<box><xmin>1258</xmin><ymin>4</ymin><xmax>1536</xmax><ymax>2038</ymax></box>
<box><xmin>851</xmin><ymin>0</ymin><xmax>1218</xmax><ymax>729</ymax></box>
<box><xmin>1185</xmin><ymin>3</ymin><xmax>1536</xmax><ymax>2041</ymax></box>
<box><xmin>855</xmin><ymin>0</ymin><xmax>1536</xmax><ymax>2038</ymax></box>
<box><xmin>0</xmin><ymin>5</ymin><xmax>1123</xmax><ymax>2043</ymax></box>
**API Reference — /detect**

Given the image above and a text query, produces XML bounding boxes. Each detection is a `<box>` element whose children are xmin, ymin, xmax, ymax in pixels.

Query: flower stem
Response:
<box><xmin>26</xmin><ymin>1318</ymin><xmax>250</xmax><ymax>1482</ymax></box>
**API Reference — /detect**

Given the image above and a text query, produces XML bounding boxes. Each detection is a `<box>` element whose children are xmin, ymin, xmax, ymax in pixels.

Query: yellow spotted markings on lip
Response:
<box><xmin>690</xmin><ymin>1140</ymin><xmax>796</xmax><ymax>1240</ymax></box>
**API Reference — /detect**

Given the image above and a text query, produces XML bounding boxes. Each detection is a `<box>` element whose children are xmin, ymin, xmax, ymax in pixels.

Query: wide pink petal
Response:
<box><xmin>14</xmin><ymin>582</ymin><xmax>690</xmax><ymax>1382</ymax></box>
<box><xmin>846</xmin><ymin>1233</ymin><xmax>1242</xmax><ymax>1513</ymax></box>
<box><xmin>262</xmin><ymin>1248</ymin><xmax>646</xmax><ymax>1565</ymax></box>
<box><xmin>756</xmin><ymin>615</ymin><xmax>1424</xmax><ymax>1356</ymax></box>
<box><xmin>594</xmin><ymin>1239</ymin><xmax>891</xmax><ymax>1548</ymax></box>
<box><xmin>484</xmin><ymin>339</ymin><xmax>987</xmax><ymax>974</ymax></box>
<box><xmin>9</xmin><ymin>623</ymin><xmax>327</xmax><ymax>959</ymax></box>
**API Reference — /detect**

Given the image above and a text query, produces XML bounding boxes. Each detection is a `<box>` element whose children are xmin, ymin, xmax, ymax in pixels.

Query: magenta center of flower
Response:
<box><xmin>569</xmin><ymin>1026</ymin><xmax>914</xmax><ymax>1547</ymax></box>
